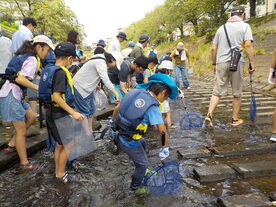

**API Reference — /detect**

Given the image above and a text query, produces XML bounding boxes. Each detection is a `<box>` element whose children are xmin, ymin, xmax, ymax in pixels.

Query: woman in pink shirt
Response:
<box><xmin>0</xmin><ymin>35</ymin><xmax>54</xmax><ymax>170</ymax></box>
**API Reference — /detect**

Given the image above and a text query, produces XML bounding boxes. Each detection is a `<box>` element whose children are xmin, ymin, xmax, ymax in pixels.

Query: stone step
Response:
<box><xmin>177</xmin><ymin>147</ymin><xmax>212</xmax><ymax>159</ymax></box>
<box><xmin>195</xmin><ymin>97</ymin><xmax>275</xmax><ymax>105</ymax></box>
<box><xmin>232</xmin><ymin>160</ymin><xmax>276</xmax><ymax>178</ymax></box>
<box><xmin>217</xmin><ymin>193</ymin><xmax>273</xmax><ymax>207</ymax></box>
<box><xmin>256</xmin><ymin>111</ymin><xmax>274</xmax><ymax>117</ymax></box>
<box><xmin>212</xmin><ymin>144</ymin><xmax>276</xmax><ymax>157</ymax></box>
<box><xmin>193</xmin><ymin>164</ymin><xmax>237</xmax><ymax>183</ymax></box>
<box><xmin>242</xmin><ymin>106</ymin><xmax>275</xmax><ymax>112</ymax></box>
<box><xmin>187</xmin><ymin>92</ymin><xmax>259</xmax><ymax>97</ymax></box>
<box><xmin>189</xmin><ymin>94</ymin><xmax>264</xmax><ymax>101</ymax></box>
<box><xmin>213</xmin><ymin>100</ymin><xmax>276</xmax><ymax>108</ymax></box>
<box><xmin>0</xmin><ymin>133</ymin><xmax>46</xmax><ymax>172</ymax></box>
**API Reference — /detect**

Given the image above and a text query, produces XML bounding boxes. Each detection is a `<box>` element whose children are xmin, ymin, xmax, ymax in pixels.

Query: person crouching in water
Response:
<box><xmin>157</xmin><ymin>60</ymin><xmax>184</xmax><ymax>129</ymax></box>
<box><xmin>0</xmin><ymin>35</ymin><xmax>54</xmax><ymax>170</ymax></box>
<box><xmin>40</xmin><ymin>42</ymin><xmax>84</xmax><ymax>182</ymax></box>
<box><xmin>114</xmin><ymin>73</ymin><xmax>179</xmax><ymax>192</ymax></box>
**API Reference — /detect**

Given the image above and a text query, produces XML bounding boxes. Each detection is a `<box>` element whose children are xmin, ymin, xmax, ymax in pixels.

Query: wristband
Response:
<box><xmin>212</xmin><ymin>63</ymin><xmax>216</xmax><ymax>66</ymax></box>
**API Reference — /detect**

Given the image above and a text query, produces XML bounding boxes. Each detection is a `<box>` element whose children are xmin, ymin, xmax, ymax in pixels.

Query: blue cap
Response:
<box><xmin>117</xmin><ymin>32</ymin><xmax>127</xmax><ymax>40</ymax></box>
<box><xmin>136</xmin><ymin>73</ymin><xmax>178</xmax><ymax>99</ymax></box>
<box><xmin>128</xmin><ymin>41</ymin><xmax>135</xmax><ymax>47</ymax></box>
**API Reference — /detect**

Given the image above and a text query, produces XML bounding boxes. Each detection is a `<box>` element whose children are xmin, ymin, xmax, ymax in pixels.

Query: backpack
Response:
<box><xmin>38</xmin><ymin>65</ymin><xmax>62</xmax><ymax>104</ymax></box>
<box><xmin>68</xmin><ymin>56</ymin><xmax>106</xmax><ymax>77</ymax></box>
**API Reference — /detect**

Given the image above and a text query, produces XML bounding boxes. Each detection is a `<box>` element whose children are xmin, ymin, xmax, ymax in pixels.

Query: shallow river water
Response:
<box><xmin>0</xmin><ymin>98</ymin><xmax>275</xmax><ymax>207</ymax></box>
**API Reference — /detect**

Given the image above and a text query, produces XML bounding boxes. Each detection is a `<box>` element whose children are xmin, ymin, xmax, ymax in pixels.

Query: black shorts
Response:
<box><xmin>46</xmin><ymin>107</ymin><xmax>69</xmax><ymax>145</ymax></box>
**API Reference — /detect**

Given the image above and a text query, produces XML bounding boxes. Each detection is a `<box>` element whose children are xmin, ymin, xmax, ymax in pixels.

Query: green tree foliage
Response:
<box><xmin>125</xmin><ymin>0</ymin><xmax>251</xmax><ymax>44</ymax></box>
<box><xmin>0</xmin><ymin>0</ymin><xmax>85</xmax><ymax>41</ymax></box>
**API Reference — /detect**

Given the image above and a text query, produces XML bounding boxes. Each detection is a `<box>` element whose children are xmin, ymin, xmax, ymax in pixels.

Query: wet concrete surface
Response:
<box><xmin>0</xmin><ymin>78</ymin><xmax>275</xmax><ymax>207</ymax></box>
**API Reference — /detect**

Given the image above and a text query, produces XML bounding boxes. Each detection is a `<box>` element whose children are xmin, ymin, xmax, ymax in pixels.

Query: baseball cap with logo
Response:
<box><xmin>54</xmin><ymin>42</ymin><xmax>77</xmax><ymax>57</ymax></box>
<box><xmin>33</xmin><ymin>35</ymin><xmax>55</xmax><ymax>50</ymax></box>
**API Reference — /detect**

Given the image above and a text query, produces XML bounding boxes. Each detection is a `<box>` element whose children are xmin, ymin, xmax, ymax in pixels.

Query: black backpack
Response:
<box><xmin>68</xmin><ymin>56</ymin><xmax>106</xmax><ymax>77</ymax></box>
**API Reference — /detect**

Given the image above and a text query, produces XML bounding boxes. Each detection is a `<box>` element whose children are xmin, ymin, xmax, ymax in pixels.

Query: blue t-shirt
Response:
<box><xmin>119</xmin><ymin>105</ymin><xmax>163</xmax><ymax>148</ymax></box>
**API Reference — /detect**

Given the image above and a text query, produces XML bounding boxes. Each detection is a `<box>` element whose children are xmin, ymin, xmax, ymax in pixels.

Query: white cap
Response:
<box><xmin>176</xmin><ymin>42</ymin><xmax>184</xmax><ymax>50</ymax></box>
<box><xmin>158</xmin><ymin>60</ymin><xmax>174</xmax><ymax>70</ymax></box>
<box><xmin>33</xmin><ymin>35</ymin><xmax>55</xmax><ymax>50</ymax></box>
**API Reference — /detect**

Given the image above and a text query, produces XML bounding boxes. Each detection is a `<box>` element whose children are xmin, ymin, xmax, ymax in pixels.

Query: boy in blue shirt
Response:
<box><xmin>113</xmin><ymin>73</ymin><xmax>178</xmax><ymax>192</ymax></box>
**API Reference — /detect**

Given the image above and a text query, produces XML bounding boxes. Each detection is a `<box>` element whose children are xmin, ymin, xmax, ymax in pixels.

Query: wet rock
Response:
<box><xmin>193</xmin><ymin>164</ymin><xmax>237</xmax><ymax>183</ymax></box>
<box><xmin>92</xmin><ymin>119</ymin><xmax>101</xmax><ymax>131</ymax></box>
<box><xmin>94</xmin><ymin>105</ymin><xmax>114</xmax><ymax>120</ymax></box>
<box><xmin>270</xmin><ymin>192</ymin><xmax>276</xmax><ymax>201</ymax></box>
<box><xmin>217</xmin><ymin>192</ymin><xmax>273</xmax><ymax>207</ymax></box>
<box><xmin>177</xmin><ymin>147</ymin><xmax>212</xmax><ymax>159</ymax></box>
<box><xmin>27</xmin><ymin>125</ymin><xmax>40</xmax><ymax>137</ymax></box>
<box><xmin>94</xmin><ymin>166</ymin><xmax>105</xmax><ymax>172</ymax></box>
<box><xmin>232</xmin><ymin>160</ymin><xmax>276</xmax><ymax>178</ymax></box>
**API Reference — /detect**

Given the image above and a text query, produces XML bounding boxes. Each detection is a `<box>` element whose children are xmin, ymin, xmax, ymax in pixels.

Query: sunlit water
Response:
<box><xmin>0</xmin><ymin>97</ymin><xmax>275</xmax><ymax>207</ymax></box>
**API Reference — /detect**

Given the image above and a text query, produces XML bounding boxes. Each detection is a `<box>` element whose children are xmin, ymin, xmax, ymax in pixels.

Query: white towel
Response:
<box><xmin>175</xmin><ymin>49</ymin><xmax>186</xmax><ymax>61</ymax></box>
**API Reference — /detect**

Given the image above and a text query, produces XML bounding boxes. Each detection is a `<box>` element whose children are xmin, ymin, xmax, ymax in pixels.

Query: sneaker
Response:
<box><xmin>129</xmin><ymin>186</ymin><xmax>149</xmax><ymax>195</ymax></box>
<box><xmin>169</xmin><ymin>124</ymin><xmax>178</xmax><ymax>129</ymax></box>
<box><xmin>204</xmin><ymin>114</ymin><xmax>213</xmax><ymax>127</ymax></box>
<box><xmin>270</xmin><ymin>133</ymin><xmax>276</xmax><ymax>142</ymax></box>
<box><xmin>231</xmin><ymin>118</ymin><xmax>243</xmax><ymax>126</ymax></box>
<box><xmin>19</xmin><ymin>162</ymin><xmax>38</xmax><ymax>171</ymax></box>
<box><xmin>2</xmin><ymin>145</ymin><xmax>16</xmax><ymax>152</ymax></box>
<box><xmin>56</xmin><ymin>172</ymin><xmax>68</xmax><ymax>183</ymax></box>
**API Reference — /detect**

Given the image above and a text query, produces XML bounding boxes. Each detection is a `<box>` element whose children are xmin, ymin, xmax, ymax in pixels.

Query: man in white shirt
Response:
<box><xmin>205</xmin><ymin>6</ymin><xmax>254</xmax><ymax>127</ymax></box>
<box><xmin>73</xmin><ymin>53</ymin><xmax>120</xmax><ymax>133</ymax></box>
<box><xmin>12</xmin><ymin>17</ymin><xmax>36</xmax><ymax>53</ymax></box>
<box><xmin>107</xmin><ymin>32</ymin><xmax>127</xmax><ymax>53</ymax></box>
<box><xmin>0</xmin><ymin>27</ymin><xmax>12</xmax><ymax>75</ymax></box>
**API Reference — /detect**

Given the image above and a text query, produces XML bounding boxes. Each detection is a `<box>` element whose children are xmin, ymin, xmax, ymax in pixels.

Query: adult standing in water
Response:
<box><xmin>204</xmin><ymin>6</ymin><xmax>255</xmax><ymax>127</ymax></box>
<box><xmin>170</xmin><ymin>42</ymin><xmax>191</xmax><ymax>90</ymax></box>
<box><xmin>270</xmin><ymin>49</ymin><xmax>276</xmax><ymax>142</ymax></box>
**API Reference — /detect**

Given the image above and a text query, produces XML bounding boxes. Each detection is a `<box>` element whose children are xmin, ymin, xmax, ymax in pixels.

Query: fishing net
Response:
<box><xmin>54</xmin><ymin>116</ymin><xmax>97</xmax><ymax>160</ymax></box>
<box><xmin>144</xmin><ymin>160</ymin><xmax>182</xmax><ymax>195</ymax></box>
<box><xmin>179</xmin><ymin>112</ymin><xmax>203</xmax><ymax>130</ymax></box>
<box><xmin>250</xmin><ymin>95</ymin><xmax>256</xmax><ymax>122</ymax></box>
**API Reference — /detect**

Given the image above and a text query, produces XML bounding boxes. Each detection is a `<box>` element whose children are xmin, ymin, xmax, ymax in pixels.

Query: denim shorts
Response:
<box><xmin>74</xmin><ymin>88</ymin><xmax>95</xmax><ymax>118</ymax></box>
<box><xmin>0</xmin><ymin>91</ymin><xmax>30</xmax><ymax>122</ymax></box>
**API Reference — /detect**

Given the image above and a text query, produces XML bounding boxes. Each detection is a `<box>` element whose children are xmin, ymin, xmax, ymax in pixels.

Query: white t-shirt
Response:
<box><xmin>73</xmin><ymin>54</ymin><xmax>114</xmax><ymax>98</ymax></box>
<box><xmin>0</xmin><ymin>36</ymin><xmax>12</xmax><ymax>74</ymax></box>
<box><xmin>213</xmin><ymin>21</ymin><xmax>253</xmax><ymax>64</ymax></box>
<box><xmin>121</xmin><ymin>48</ymin><xmax>132</xmax><ymax>58</ymax></box>
<box><xmin>107</xmin><ymin>38</ymin><xmax>121</xmax><ymax>53</ymax></box>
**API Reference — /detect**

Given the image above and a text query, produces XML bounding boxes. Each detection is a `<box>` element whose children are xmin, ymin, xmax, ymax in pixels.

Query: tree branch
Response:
<box><xmin>13</xmin><ymin>0</ymin><xmax>25</xmax><ymax>18</ymax></box>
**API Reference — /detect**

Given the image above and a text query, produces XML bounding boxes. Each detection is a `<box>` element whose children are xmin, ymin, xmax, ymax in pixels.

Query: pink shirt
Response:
<box><xmin>0</xmin><ymin>56</ymin><xmax>37</xmax><ymax>100</ymax></box>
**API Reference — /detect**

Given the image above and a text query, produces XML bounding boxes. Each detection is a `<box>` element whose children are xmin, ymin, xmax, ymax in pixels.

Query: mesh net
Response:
<box><xmin>54</xmin><ymin>116</ymin><xmax>97</xmax><ymax>160</ymax></box>
<box><xmin>179</xmin><ymin>112</ymin><xmax>203</xmax><ymax>130</ymax></box>
<box><xmin>250</xmin><ymin>95</ymin><xmax>256</xmax><ymax>122</ymax></box>
<box><xmin>144</xmin><ymin>160</ymin><xmax>182</xmax><ymax>195</ymax></box>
